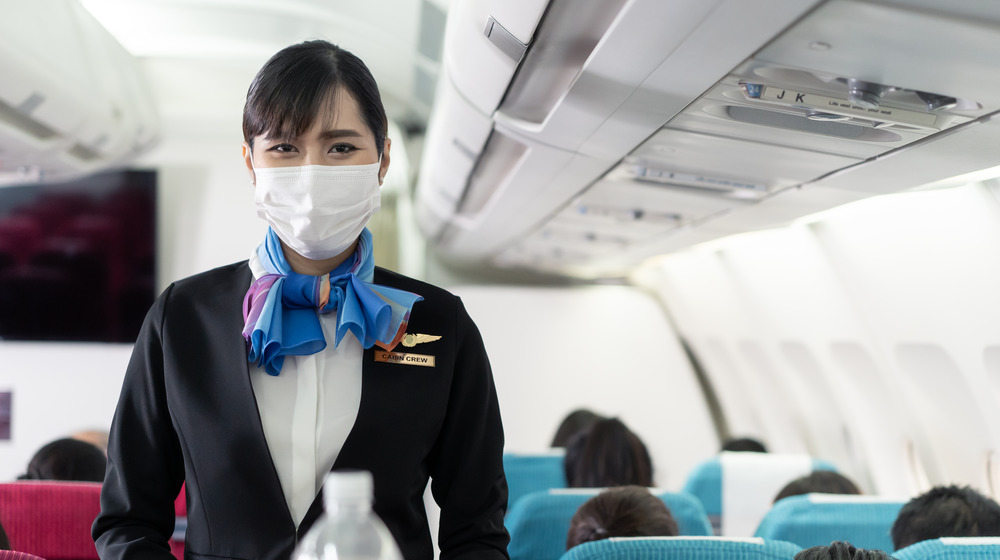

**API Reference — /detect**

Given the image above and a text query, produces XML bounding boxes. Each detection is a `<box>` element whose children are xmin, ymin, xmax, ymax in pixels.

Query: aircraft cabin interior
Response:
<box><xmin>1</xmin><ymin>0</ymin><xmax>1000</xmax><ymax>558</ymax></box>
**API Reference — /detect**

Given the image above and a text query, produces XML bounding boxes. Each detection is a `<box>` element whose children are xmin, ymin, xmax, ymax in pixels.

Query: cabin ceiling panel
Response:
<box><xmin>629</xmin><ymin>129</ymin><xmax>862</xmax><ymax>193</ymax></box>
<box><xmin>755</xmin><ymin>0</ymin><xmax>1000</xmax><ymax>110</ymax></box>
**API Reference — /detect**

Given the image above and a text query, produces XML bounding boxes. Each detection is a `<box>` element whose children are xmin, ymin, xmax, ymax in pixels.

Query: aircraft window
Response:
<box><xmin>904</xmin><ymin>438</ymin><xmax>933</xmax><ymax>495</ymax></box>
<box><xmin>737</xmin><ymin>340</ymin><xmax>807</xmax><ymax>453</ymax></box>
<box><xmin>984</xmin><ymin>346</ymin><xmax>1000</xmax><ymax>402</ymax></box>
<box><xmin>897</xmin><ymin>344</ymin><xmax>990</xmax><ymax>487</ymax></box>
<box><xmin>830</xmin><ymin>342</ymin><xmax>918</xmax><ymax>496</ymax></box>
<box><xmin>986</xmin><ymin>450</ymin><xmax>1000</xmax><ymax>501</ymax></box>
<box><xmin>702</xmin><ymin>338</ymin><xmax>763</xmax><ymax>439</ymax></box>
<box><xmin>779</xmin><ymin>342</ymin><xmax>859</xmax><ymax>484</ymax></box>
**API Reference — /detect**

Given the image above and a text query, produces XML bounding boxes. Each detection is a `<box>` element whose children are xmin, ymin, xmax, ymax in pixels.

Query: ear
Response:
<box><xmin>242</xmin><ymin>142</ymin><xmax>256</xmax><ymax>187</ymax></box>
<box><xmin>378</xmin><ymin>137</ymin><xmax>391</xmax><ymax>186</ymax></box>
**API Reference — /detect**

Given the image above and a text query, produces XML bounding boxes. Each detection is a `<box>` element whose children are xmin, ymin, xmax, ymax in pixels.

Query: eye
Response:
<box><xmin>268</xmin><ymin>143</ymin><xmax>297</xmax><ymax>153</ymax></box>
<box><xmin>329</xmin><ymin>143</ymin><xmax>357</xmax><ymax>154</ymax></box>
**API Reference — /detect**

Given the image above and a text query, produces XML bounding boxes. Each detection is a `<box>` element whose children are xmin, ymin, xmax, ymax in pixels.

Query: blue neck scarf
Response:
<box><xmin>242</xmin><ymin>227</ymin><xmax>422</xmax><ymax>375</ymax></box>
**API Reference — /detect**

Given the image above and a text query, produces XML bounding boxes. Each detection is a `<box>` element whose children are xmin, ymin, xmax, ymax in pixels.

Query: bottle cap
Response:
<box><xmin>323</xmin><ymin>470</ymin><xmax>373</xmax><ymax>504</ymax></box>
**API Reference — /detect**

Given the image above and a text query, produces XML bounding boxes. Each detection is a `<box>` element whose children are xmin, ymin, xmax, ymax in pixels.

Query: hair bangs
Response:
<box><xmin>244</xmin><ymin>55</ymin><xmax>340</xmax><ymax>146</ymax></box>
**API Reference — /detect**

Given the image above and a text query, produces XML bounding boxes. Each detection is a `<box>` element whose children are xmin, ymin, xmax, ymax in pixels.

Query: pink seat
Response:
<box><xmin>0</xmin><ymin>481</ymin><xmax>101</xmax><ymax>560</ymax></box>
<box><xmin>0</xmin><ymin>482</ymin><xmax>187</xmax><ymax>560</ymax></box>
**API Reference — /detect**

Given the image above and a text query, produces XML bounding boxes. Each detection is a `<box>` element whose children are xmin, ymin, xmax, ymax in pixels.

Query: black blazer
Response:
<box><xmin>93</xmin><ymin>262</ymin><xmax>510</xmax><ymax>560</ymax></box>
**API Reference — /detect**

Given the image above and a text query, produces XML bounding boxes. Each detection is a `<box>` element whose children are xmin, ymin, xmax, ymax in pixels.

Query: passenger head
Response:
<box><xmin>891</xmin><ymin>485</ymin><xmax>1000</xmax><ymax>550</ymax></box>
<box><xmin>721</xmin><ymin>437</ymin><xmax>768</xmax><ymax>453</ymax></box>
<box><xmin>566</xmin><ymin>485</ymin><xmax>679</xmax><ymax>550</ymax></box>
<box><xmin>552</xmin><ymin>409</ymin><xmax>606</xmax><ymax>448</ymax></box>
<box><xmin>795</xmin><ymin>541</ymin><xmax>894</xmax><ymax>560</ymax></box>
<box><xmin>71</xmin><ymin>429</ymin><xmax>109</xmax><ymax>455</ymax></box>
<box><xmin>775</xmin><ymin>470</ymin><xmax>862</xmax><ymax>503</ymax></box>
<box><xmin>242</xmin><ymin>40</ymin><xmax>389</xmax><ymax>174</ymax></box>
<box><xmin>564</xmin><ymin>418</ymin><xmax>653</xmax><ymax>488</ymax></box>
<box><xmin>19</xmin><ymin>437</ymin><xmax>106</xmax><ymax>482</ymax></box>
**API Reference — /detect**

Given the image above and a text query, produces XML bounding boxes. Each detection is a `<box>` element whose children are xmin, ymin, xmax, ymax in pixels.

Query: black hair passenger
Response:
<box><xmin>775</xmin><ymin>470</ymin><xmax>862</xmax><ymax>503</ymax></box>
<box><xmin>552</xmin><ymin>409</ymin><xmax>606</xmax><ymax>448</ymax></box>
<box><xmin>891</xmin><ymin>485</ymin><xmax>1000</xmax><ymax>550</ymax></box>
<box><xmin>795</xmin><ymin>541</ymin><xmax>894</xmax><ymax>560</ymax></box>
<box><xmin>19</xmin><ymin>437</ymin><xmax>106</xmax><ymax>482</ymax></box>
<box><xmin>243</xmin><ymin>40</ymin><xmax>388</xmax><ymax>158</ymax></box>
<box><xmin>564</xmin><ymin>417</ymin><xmax>653</xmax><ymax>488</ymax></box>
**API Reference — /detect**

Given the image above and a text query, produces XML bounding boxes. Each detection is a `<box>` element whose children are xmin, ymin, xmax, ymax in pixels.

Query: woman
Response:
<box><xmin>19</xmin><ymin>437</ymin><xmax>106</xmax><ymax>482</ymax></box>
<box><xmin>566</xmin><ymin>486</ymin><xmax>678</xmax><ymax>550</ymax></box>
<box><xmin>563</xmin><ymin>418</ymin><xmax>653</xmax><ymax>488</ymax></box>
<box><xmin>93</xmin><ymin>40</ymin><xmax>509</xmax><ymax>560</ymax></box>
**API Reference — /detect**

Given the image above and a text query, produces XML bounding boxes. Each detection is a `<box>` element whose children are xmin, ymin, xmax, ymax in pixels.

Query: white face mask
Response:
<box><xmin>252</xmin><ymin>159</ymin><xmax>382</xmax><ymax>260</ymax></box>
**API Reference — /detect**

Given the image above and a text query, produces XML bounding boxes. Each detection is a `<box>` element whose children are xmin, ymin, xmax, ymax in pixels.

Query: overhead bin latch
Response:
<box><xmin>484</xmin><ymin>16</ymin><xmax>528</xmax><ymax>63</ymax></box>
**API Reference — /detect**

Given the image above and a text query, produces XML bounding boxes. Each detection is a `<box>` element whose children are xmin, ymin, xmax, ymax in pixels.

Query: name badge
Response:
<box><xmin>375</xmin><ymin>351</ymin><xmax>436</xmax><ymax>368</ymax></box>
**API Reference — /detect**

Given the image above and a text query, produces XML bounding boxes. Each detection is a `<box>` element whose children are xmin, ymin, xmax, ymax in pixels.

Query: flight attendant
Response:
<box><xmin>93</xmin><ymin>40</ymin><xmax>510</xmax><ymax>560</ymax></box>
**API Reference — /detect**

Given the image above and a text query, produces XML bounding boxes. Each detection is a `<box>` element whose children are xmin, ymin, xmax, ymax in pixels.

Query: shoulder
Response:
<box><xmin>374</xmin><ymin>267</ymin><xmax>479</xmax><ymax>334</ymax></box>
<box><xmin>168</xmin><ymin>261</ymin><xmax>252</xmax><ymax>297</ymax></box>
<box><xmin>154</xmin><ymin>261</ymin><xmax>252</xmax><ymax>318</ymax></box>
<box><xmin>374</xmin><ymin>266</ymin><xmax>459</xmax><ymax>306</ymax></box>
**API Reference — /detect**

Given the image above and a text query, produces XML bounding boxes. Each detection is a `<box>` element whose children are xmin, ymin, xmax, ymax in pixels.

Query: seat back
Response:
<box><xmin>895</xmin><ymin>537</ymin><xmax>1000</xmax><ymax>560</ymax></box>
<box><xmin>0</xmin><ymin>482</ymin><xmax>102</xmax><ymax>560</ymax></box>
<box><xmin>754</xmin><ymin>494</ymin><xmax>905</xmax><ymax>552</ymax></box>
<box><xmin>504</xmin><ymin>451</ymin><xmax>567</xmax><ymax>514</ymax></box>
<box><xmin>559</xmin><ymin>536</ymin><xmax>802</xmax><ymax>560</ymax></box>
<box><xmin>682</xmin><ymin>452</ymin><xmax>836</xmax><ymax>536</ymax></box>
<box><xmin>507</xmin><ymin>489</ymin><xmax>712</xmax><ymax>560</ymax></box>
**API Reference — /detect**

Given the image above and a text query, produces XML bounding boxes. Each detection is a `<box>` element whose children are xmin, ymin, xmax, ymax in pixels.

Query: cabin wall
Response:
<box><xmin>0</xmin><ymin>128</ymin><xmax>260</xmax><ymax>480</ymax></box>
<box><xmin>452</xmin><ymin>285</ymin><xmax>719</xmax><ymax>490</ymax></box>
<box><xmin>642</xmin><ymin>181</ymin><xmax>1000</xmax><ymax>499</ymax></box>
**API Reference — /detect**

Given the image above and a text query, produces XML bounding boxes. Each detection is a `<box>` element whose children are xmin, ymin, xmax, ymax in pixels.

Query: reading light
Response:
<box><xmin>845</xmin><ymin>78</ymin><xmax>891</xmax><ymax>109</ymax></box>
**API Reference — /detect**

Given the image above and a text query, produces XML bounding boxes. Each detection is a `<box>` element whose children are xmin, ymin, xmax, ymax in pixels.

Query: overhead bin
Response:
<box><xmin>435</xmin><ymin>122</ymin><xmax>617</xmax><ymax>259</ymax></box>
<box><xmin>420</xmin><ymin>0</ymin><xmax>1000</xmax><ymax>277</ymax></box>
<box><xmin>415</xmin><ymin>77</ymin><xmax>494</xmax><ymax>239</ymax></box>
<box><xmin>0</xmin><ymin>0</ymin><xmax>160</xmax><ymax>183</ymax></box>
<box><xmin>495</xmin><ymin>0</ymin><xmax>824</xmax><ymax>158</ymax></box>
<box><xmin>443</xmin><ymin>0</ymin><xmax>549</xmax><ymax>116</ymax></box>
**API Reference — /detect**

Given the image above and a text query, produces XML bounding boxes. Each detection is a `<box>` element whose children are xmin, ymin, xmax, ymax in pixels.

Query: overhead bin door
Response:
<box><xmin>415</xmin><ymin>77</ymin><xmax>494</xmax><ymax>239</ymax></box>
<box><xmin>443</xmin><ymin>0</ymin><xmax>549</xmax><ymax>116</ymax></box>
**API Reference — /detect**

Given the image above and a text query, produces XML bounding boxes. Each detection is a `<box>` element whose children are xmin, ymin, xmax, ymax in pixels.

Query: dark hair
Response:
<box><xmin>0</xmin><ymin>519</ymin><xmax>9</xmax><ymax>550</ymax></box>
<box><xmin>564</xmin><ymin>418</ymin><xmax>653</xmax><ymax>488</ymax></box>
<box><xmin>722</xmin><ymin>437</ymin><xmax>768</xmax><ymax>453</ymax></box>
<box><xmin>891</xmin><ymin>485</ymin><xmax>1000</xmax><ymax>550</ymax></box>
<box><xmin>795</xmin><ymin>541</ymin><xmax>894</xmax><ymax>560</ymax></box>
<box><xmin>775</xmin><ymin>471</ymin><xmax>862</xmax><ymax>503</ymax></box>
<box><xmin>243</xmin><ymin>40</ymin><xmax>388</xmax><ymax>158</ymax></box>
<box><xmin>552</xmin><ymin>409</ymin><xmax>606</xmax><ymax>448</ymax></box>
<box><xmin>19</xmin><ymin>438</ymin><xmax>106</xmax><ymax>482</ymax></box>
<box><xmin>567</xmin><ymin>485</ymin><xmax>679</xmax><ymax>550</ymax></box>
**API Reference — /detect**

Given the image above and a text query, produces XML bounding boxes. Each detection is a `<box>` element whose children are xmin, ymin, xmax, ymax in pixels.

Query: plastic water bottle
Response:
<box><xmin>293</xmin><ymin>470</ymin><xmax>403</xmax><ymax>560</ymax></box>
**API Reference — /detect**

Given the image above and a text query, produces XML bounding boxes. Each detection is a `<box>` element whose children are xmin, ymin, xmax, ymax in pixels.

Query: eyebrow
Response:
<box><xmin>263</xmin><ymin>129</ymin><xmax>365</xmax><ymax>142</ymax></box>
<box><xmin>319</xmin><ymin>129</ymin><xmax>365</xmax><ymax>140</ymax></box>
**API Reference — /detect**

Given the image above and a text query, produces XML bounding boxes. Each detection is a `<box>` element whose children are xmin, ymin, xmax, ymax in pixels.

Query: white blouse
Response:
<box><xmin>248</xmin><ymin>253</ymin><xmax>363</xmax><ymax>527</ymax></box>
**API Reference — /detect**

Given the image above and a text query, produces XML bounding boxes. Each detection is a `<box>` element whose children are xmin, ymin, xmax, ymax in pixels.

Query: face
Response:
<box><xmin>242</xmin><ymin>87</ymin><xmax>391</xmax><ymax>184</ymax></box>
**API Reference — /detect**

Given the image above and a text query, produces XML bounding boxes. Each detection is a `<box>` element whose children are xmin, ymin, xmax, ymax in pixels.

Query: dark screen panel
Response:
<box><xmin>0</xmin><ymin>169</ymin><xmax>156</xmax><ymax>343</ymax></box>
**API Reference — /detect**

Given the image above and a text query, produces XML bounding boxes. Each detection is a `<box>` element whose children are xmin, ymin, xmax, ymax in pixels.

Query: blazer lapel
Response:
<box><xmin>221</xmin><ymin>263</ymin><xmax>299</xmax><ymax>531</ymax></box>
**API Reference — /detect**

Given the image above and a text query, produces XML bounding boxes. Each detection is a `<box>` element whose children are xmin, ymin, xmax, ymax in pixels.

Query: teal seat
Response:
<box><xmin>559</xmin><ymin>536</ymin><xmax>801</xmax><ymax>560</ymax></box>
<box><xmin>504</xmin><ymin>451</ymin><xmax>567</xmax><ymax>514</ymax></box>
<box><xmin>682</xmin><ymin>453</ymin><xmax>837</xmax><ymax>535</ymax></box>
<box><xmin>755</xmin><ymin>494</ymin><xmax>904</xmax><ymax>552</ymax></box>
<box><xmin>507</xmin><ymin>489</ymin><xmax>712</xmax><ymax>560</ymax></box>
<box><xmin>895</xmin><ymin>537</ymin><xmax>1000</xmax><ymax>560</ymax></box>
